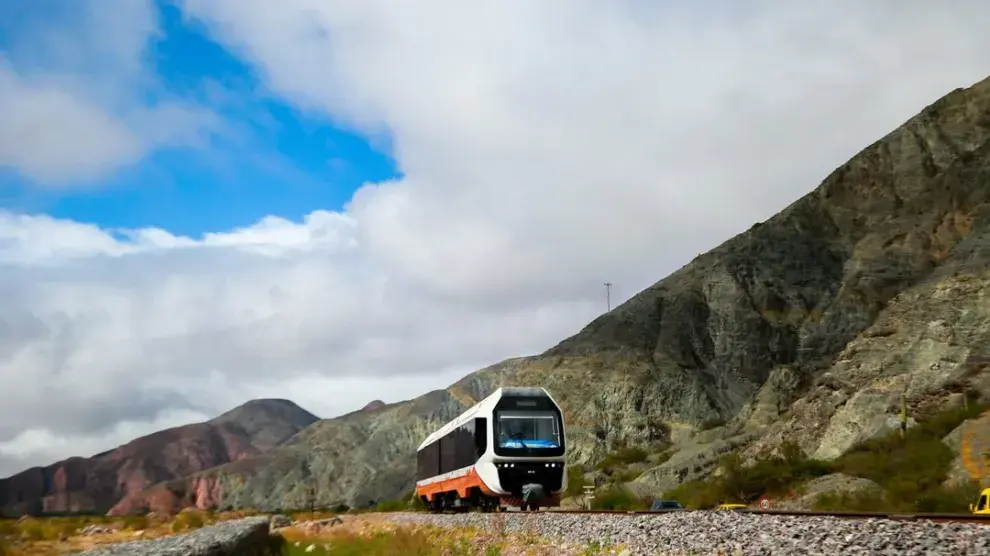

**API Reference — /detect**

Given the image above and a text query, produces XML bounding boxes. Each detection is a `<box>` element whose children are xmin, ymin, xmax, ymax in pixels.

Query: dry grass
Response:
<box><xmin>2</xmin><ymin>510</ymin><xmax>618</xmax><ymax>555</ymax></box>
<box><xmin>278</xmin><ymin>513</ymin><xmax>620</xmax><ymax>555</ymax></box>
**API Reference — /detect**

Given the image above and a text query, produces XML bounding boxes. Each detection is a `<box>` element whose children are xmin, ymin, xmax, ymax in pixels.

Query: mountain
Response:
<box><xmin>361</xmin><ymin>400</ymin><xmax>387</xmax><ymax>412</ymax></box>
<box><xmin>45</xmin><ymin>73</ymin><xmax>990</xmax><ymax>514</ymax></box>
<box><xmin>0</xmin><ymin>399</ymin><xmax>318</xmax><ymax>516</ymax></box>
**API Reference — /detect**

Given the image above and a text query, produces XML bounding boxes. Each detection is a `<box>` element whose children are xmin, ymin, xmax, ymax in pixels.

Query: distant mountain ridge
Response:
<box><xmin>0</xmin><ymin>399</ymin><xmax>318</xmax><ymax>516</ymax></box>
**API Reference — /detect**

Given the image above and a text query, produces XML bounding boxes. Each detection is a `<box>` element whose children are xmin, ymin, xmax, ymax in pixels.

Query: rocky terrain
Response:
<box><xmin>0</xmin><ymin>400</ymin><xmax>317</xmax><ymax>517</ymax></box>
<box><xmin>388</xmin><ymin>511</ymin><xmax>990</xmax><ymax>555</ymax></box>
<box><xmin>75</xmin><ymin>516</ymin><xmax>272</xmax><ymax>556</ymax></box>
<box><xmin>8</xmin><ymin>74</ymin><xmax>990</xmax><ymax>516</ymax></box>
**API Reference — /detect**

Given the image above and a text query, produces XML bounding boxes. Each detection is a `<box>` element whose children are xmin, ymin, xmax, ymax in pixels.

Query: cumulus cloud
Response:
<box><xmin>4</xmin><ymin>0</ymin><xmax>990</xmax><ymax>476</ymax></box>
<box><xmin>0</xmin><ymin>0</ymin><xmax>218</xmax><ymax>186</ymax></box>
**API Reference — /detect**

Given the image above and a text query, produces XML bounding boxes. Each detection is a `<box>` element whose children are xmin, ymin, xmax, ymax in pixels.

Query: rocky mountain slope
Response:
<box><xmin>53</xmin><ymin>73</ymin><xmax>990</xmax><ymax>514</ymax></box>
<box><xmin>0</xmin><ymin>399</ymin><xmax>318</xmax><ymax>516</ymax></box>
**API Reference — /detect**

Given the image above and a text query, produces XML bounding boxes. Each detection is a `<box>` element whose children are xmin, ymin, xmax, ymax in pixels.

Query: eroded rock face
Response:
<box><xmin>20</xmin><ymin>74</ymin><xmax>990</xmax><ymax>513</ymax></box>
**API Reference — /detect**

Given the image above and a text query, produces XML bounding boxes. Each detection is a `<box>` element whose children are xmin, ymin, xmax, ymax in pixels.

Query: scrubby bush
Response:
<box><xmin>15</xmin><ymin>518</ymin><xmax>47</xmax><ymax>541</ymax></box>
<box><xmin>589</xmin><ymin>486</ymin><xmax>650</xmax><ymax>510</ymax></box>
<box><xmin>721</xmin><ymin>444</ymin><xmax>832</xmax><ymax>502</ymax></box>
<box><xmin>170</xmin><ymin>509</ymin><xmax>206</xmax><ymax>533</ymax></box>
<box><xmin>373</xmin><ymin>499</ymin><xmax>408</xmax><ymax>512</ymax></box>
<box><xmin>662</xmin><ymin>441</ymin><xmax>832</xmax><ymax>508</ymax></box>
<box><xmin>120</xmin><ymin>515</ymin><xmax>149</xmax><ymax>531</ymax></box>
<box><xmin>565</xmin><ymin>465</ymin><xmax>587</xmax><ymax>497</ymax></box>
<box><xmin>597</xmin><ymin>446</ymin><xmax>648</xmax><ymax>470</ymax></box>
<box><xmin>827</xmin><ymin>400</ymin><xmax>987</xmax><ymax>512</ymax></box>
<box><xmin>371</xmin><ymin>489</ymin><xmax>428</xmax><ymax>512</ymax></box>
<box><xmin>651</xmin><ymin>449</ymin><xmax>673</xmax><ymax>466</ymax></box>
<box><xmin>662</xmin><ymin>479</ymin><xmax>725</xmax><ymax>509</ymax></box>
<box><xmin>812</xmin><ymin>489</ymin><xmax>888</xmax><ymax>512</ymax></box>
<box><xmin>813</xmin><ymin>479</ymin><xmax>979</xmax><ymax>513</ymax></box>
<box><xmin>663</xmin><ymin>401</ymin><xmax>988</xmax><ymax>512</ymax></box>
<box><xmin>698</xmin><ymin>418</ymin><xmax>726</xmax><ymax>431</ymax></box>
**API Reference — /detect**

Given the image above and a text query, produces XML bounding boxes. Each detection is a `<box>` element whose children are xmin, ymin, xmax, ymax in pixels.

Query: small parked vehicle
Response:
<box><xmin>971</xmin><ymin>488</ymin><xmax>989</xmax><ymax>515</ymax></box>
<box><xmin>715</xmin><ymin>503</ymin><xmax>746</xmax><ymax>511</ymax></box>
<box><xmin>650</xmin><ymin>499</ymin><xmax>684</xmax><ymax>511</ymax></box>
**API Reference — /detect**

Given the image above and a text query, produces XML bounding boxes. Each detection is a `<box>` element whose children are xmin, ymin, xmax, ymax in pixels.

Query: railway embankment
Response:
<box><xmin>387</xmin><ymin>510</ymin><xmax>990</xmax><ymax>555</ymax></box>
<box><xmin>73</xmin><ymin>516</ymin><xmax>277</xmax><ymax>556</ymax></box>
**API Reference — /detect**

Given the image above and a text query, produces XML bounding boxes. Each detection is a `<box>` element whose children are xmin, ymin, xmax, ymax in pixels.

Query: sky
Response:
<box><xmin>1</xmin><ymin>0</ymin><xmax>989</xmax><ymax>477</ymax></box>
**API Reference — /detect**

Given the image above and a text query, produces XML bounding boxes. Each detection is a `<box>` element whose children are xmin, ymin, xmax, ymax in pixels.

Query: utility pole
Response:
<box><xmin>604</xmin><ymin>282</ymin><xmax>612</xmax><ymax>312</ymax></box>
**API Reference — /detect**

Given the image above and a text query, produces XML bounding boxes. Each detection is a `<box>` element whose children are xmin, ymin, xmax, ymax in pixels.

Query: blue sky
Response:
<box><xmin>0</xmin><ymin>0</ymin><xmax>399</xmax><ymax>237</ymax></box>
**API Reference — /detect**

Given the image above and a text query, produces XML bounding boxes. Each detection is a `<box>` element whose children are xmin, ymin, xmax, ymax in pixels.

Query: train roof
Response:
<box><xmin>415</xmin><ymin>386</ymin><xmax>553</xmax><ymax>451</ymax></box>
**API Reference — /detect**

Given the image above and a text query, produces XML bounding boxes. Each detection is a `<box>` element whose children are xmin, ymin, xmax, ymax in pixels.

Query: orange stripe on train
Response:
<box><xmin>415</xmin><ymin>468</ymin><xmax>498</xmax><ymax>502</ymax></box>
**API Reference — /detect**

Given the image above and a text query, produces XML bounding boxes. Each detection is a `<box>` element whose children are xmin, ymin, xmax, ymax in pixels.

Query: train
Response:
<box><xmin>414</xmin><ymin>386</ymin><xmax>567</xmax><ymax>512</ymax></box>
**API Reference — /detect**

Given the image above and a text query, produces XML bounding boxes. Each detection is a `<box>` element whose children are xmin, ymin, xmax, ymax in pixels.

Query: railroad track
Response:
<box><xmin>543</xmin><ymin>508</ymin><xmax>990</xmax><ymax>524</ymax></box>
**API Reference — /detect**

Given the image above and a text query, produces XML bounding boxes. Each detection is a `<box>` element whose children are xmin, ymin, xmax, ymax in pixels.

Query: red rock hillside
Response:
<box><xmin>0</xmin><ymin>399</ymin><xmax>318</xmax><ymax>516</ymax></box>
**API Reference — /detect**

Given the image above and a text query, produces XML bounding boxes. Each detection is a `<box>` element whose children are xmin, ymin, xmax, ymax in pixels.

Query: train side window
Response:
<box><xmin>474</xmin><ymin>417</ymin><xmax>487</xmax><ymax>455</ymax></box>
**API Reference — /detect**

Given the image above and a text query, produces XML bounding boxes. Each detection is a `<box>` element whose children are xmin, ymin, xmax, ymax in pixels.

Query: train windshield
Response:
<box><xmin>495</xmin><ymin>410</ymin><xmax>561</xmax><ymax>450</ymax></box>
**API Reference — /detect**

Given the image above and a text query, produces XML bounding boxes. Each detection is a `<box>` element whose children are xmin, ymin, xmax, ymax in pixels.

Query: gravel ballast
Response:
<box><xmin>386</xmin><ymin>511</ymin><xmax>990</xmax><ymax>555</ymax></box>
<box><xmin>74</xmin><ymin>516</ymin><xmax>272</xmax><ymax>556</ymax></box>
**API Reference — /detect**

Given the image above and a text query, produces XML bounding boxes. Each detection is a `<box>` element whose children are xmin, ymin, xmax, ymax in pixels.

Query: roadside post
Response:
<box><xmin>583</xmin><ymin>485</ymin><xmax>595</xmax><ymax>510</ymax></box>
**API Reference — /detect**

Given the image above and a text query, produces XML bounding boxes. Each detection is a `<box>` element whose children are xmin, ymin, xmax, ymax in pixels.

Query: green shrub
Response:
<box><xmin>812</xmin><ymin>489</ymin><xmax>889</xmax><ymax>512</ymax></box>
<box><xmin>715</xmin><ymin>443</ymin><xmax>832</xmax><ymax>503</ymax></box>
<box><xmin>120</xmin><ymin>515</ymin><xmax>149</xmax><ymax>530</ymax></box>
<box><xmin>915</xmin><ymin>480</ymin><xmax>982</xmax><ymax>513</ymax></box>
<box><xmin>170</xmin><ymin>510</ymin><xmax>206</xmax><ymax>533</ymax></box>
<box><xmin>662</xmin><ymin>479</ymin><xmax>726</xmax><ymax>509</ymax></box>
<box><xmin>699</xmin><ymin>418</ymin><xmax>726</xmax><ymax>431</ymax></box>
<box><xmin>663</xmin><ymin>401</ymin><xmax>987</xmax><ymax>512</ymax></box>
<box><xmin>812</xmin><ymin>480</ymin><xmax>979</xmax><ymax>513</ymax></box>
<box><xmin>661</xmin><ymin>441</ymin><xmax>832</xmax><ymax>508</ymax></box>
<box><xmin>589</xmin><ymin>487</ymin><xmax>650</xmax><ymax>510</ymax></box>
<box><xmin>829</xmin><ymin>401</ymin><xmax>987</xmax><ymax>512</ymax></box>
<box><xmin>597</xmin><ymin>446</ymin><xmax>648</xmax><ymax>469</ymax></box>
<box><xmin>565</xmin><ymin>465</ymin><xmax>587</xmax><ymax>497</ymax></box>
<box><xmin>651</xmin><ymin>450</ymin><xmax>673</xmax><ymax>466</ymax></box>
<box><xmin>373</xmin><ymin>499</ymin><xmax>407</xmax><ymax>512</ymax></box>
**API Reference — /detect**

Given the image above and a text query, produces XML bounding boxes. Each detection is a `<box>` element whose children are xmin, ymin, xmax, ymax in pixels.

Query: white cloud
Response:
<box><xmin>4</xmin><ymin>0</ymin><xmax>990</xmax><ymax>476</ymax></box>
<box><xmin>0</xmin><ymin>0</ymin><xmax>218</xmax><ymax>186</ymax></box>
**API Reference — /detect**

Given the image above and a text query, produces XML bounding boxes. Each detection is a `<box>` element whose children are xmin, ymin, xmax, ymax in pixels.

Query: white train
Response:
<box><xmin>415</xmin><ymin>386</ymin><xmax>567</xmax><ymax>511</ymax></box>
